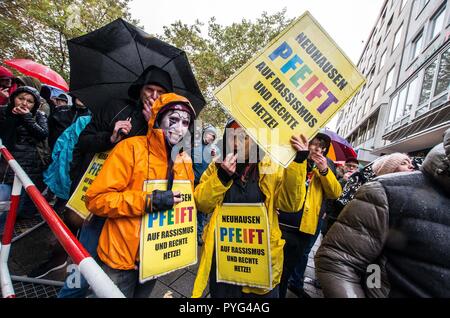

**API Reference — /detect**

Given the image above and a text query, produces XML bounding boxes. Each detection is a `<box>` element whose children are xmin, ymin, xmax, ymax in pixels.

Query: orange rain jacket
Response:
<box><xmin>85</xmin><ymin>93</ymin><xmax>195</xmax><ymax>270</ymax></box>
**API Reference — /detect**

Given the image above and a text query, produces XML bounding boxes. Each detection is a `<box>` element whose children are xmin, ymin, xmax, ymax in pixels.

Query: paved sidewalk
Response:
<box><xmin>3</xmin><ymin>223</ymin><xmax>324</xmax><ymax>298</ymax></box>
<box><xmin>149</xmin><ymin>236</ymin><xmax>324</xmax><ymax>298</ymax></box>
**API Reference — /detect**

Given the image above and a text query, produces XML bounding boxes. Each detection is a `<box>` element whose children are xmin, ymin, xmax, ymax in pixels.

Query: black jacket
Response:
<box><xmin>0</xmin><ymin>105</ymin><xmax>49</xmax><ymax>187</ymax></box>
<box><xmin>315</xmin><ymin>129</ymin><xmax>450</xmax><ymax>298</ymax></box>
<box><xmin>48</xmin><ymin>105</ymin><xmax>90</xmax><ymax>149</ymax></box>
<box><xmin>69</xmin><ymin>98</ymin><xmax>147</xmax><ymax>193</ymax></box>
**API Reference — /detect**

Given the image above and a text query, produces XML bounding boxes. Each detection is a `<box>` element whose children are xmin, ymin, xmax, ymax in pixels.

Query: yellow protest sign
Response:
<box><xmin>215</xmin><ymin>11</ymin><xmax>365</xmax><ymax>167</ymax></box>
<box><xmin>139</xmin><ymin>180</ymin><xmax>197</xmax><ymax>283</ymax></box>
<box><xmin>66</xmin><ymin>151</ymin><xmax>110</xmax><ymax>220</ymax></box>
<box><xmin>215</xmin><ymin>203</ymin><xmax>272</xmax><ymax>289</ymax></box>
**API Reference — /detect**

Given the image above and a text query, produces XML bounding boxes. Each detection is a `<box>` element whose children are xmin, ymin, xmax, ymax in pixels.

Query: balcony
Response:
<box><xmin>383</xmin><ymin>100</ymin><xmax>450</xmax><ymax>142</ymax></box>
<box><xmin>375</xmin><ymin>100</ymin><xmax>450</xmax><ymax>154</ymax></box>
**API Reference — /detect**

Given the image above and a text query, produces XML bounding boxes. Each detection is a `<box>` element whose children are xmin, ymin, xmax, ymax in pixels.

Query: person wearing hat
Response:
<box><xmin>0</xmin><ymin>65</ymin><xmax>17</xmax><ymax>106</ymax></box>
<box><xmin>84</xmin><ymin>93</ymin><xmax>196</xmax><ymax>297</ymax></box>
<box><xmin>70</xmin><ymin>64</ymin><xmax>173</xmax><ymax>192</ymax></box>
<box><xmin>0</xmin><ymin>86</ymin><xmax>49</xmax><ymax>232</ymax></box>
<box><xmin>315</xmin><ymin>129</ymin><xmax>450</xmax><ymax>298</ymax></box>
<box><xmin>343</xmin><ymin>157</ymin><xmax>360</xmax><ymax>182</ymax></box>
<box><xmin>372</xmin><ymin>153</ymin><xmax>414</xmax><ymax>176</ymax></box>
<box><xmin>56</xmin><ymin>65</ymin><xmax>174</xmax><ymax>298</ymax></box>
<box><xmin>47</xmin><ymin>93</ymin><xmax>90</xmax><ymax>150</ymax></box>
<box><xmin>53</xmin><ymin>93</ymin><xmax>69</xmax><ymax>107</ymax></box>
<box><xmin>278</xmin><ymin>132</ymin><xmax>342</xmax><ymax>298</ymax></box>
<box><xmin>14</xmin><ymin>76</ymin><xmax>51</xmax><ymax>117</ymax></box>
<box><xmin>193</xmin><ymin>123</ymin><xmax>219</xmax><ymax>246</ymax></box>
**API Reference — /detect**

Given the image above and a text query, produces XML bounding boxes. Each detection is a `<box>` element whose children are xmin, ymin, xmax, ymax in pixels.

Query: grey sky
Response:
<box><xmin>129</xmin><ymin>0</ymin><xmax>385</xmax><ymax>129</ymax></box>
<box><xmin>130</xmin><ymin>0</ymin><xmax>384</xmax><ymax>63</ymax></box>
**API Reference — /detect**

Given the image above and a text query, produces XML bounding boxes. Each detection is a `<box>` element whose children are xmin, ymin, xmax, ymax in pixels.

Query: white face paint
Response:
<box><xmin>159</xmin><ymin>109</ymin><xmax>191</xmax><ymax>145</ymax></box>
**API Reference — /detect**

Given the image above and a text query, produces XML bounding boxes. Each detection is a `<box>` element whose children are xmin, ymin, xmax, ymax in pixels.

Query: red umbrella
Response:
<box><xmin>4</xmin><ymin>59</ymin><xmax>69</xmax><ymax>92</ymax></box>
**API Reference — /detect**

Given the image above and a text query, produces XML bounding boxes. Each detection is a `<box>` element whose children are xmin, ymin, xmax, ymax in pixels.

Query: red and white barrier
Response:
<box><xmin>0</xmin><ymin>142</ymin><xmax>124</xmax><ymax>298</ymax></box>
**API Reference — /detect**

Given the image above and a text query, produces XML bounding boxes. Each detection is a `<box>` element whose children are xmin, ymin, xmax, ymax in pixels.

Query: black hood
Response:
<box><xmin>421</xmin><ymin>129</ymin><xmax>450</xmax><ymax>195</ymax></box>
<box><xmin>128</xmin><ymin>65</ymin><xmax>173</xmax><ymax>100</ymax></box>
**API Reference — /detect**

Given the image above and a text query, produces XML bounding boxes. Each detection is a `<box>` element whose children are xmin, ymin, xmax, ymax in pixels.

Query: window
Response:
<box><xmin>411</xmin><ymin>32</ymin><xmax>423</xmax><ymax>61</ymax></box>
<box><xmin>389</xmin><ymin>76</ymin><xmax>419</xmax><ymax>124</ymax></box>
<box><xmin>405</xmin><ymin>77</ymin><xmax>419</xmax><ymax>115</ymax></box>
<box><xmin>389</xmin><ymin>94</ymin><xmax>399</xmax><ymax>123</ymax></box>
<box><xmin>379</xmin><ymin>50</ymin><xmax>387</xmax><ymax>71</ymax></box>
<box><xmin>393</xmin><ymin>24</ymin><xmax>403</xmax><ymax>51</ymax></box>
<box><xmin>434</xmin><ymin>48</ymin><xmax>450</xmax><ymax>97</ymax></box>
<box><xmin>357</xmin><ymin>107</ymin><xmax>362</xmax><ymax>121</ymax></box>
<box><xmin>419</xmin><ymin>59</ymin><xmax>438</xmax><ymax>104</ymax></box>
<box><xmin>430</xmin><ymin>6</ymin><xmax>446</xmax><ymax>41</ymax></box>
<box><xmin>415</xmin><ymin>0</ymin><xmax>430</xmax><ymax>15</ymax></box>
<box><xmin>386</xmin><ymin>15</ymin><xmax>393</xmax><ymax>34</ymax></box>
<box><xmin>373</xmin><ymin>85</ymin><xmax>380</xmax><ymax>104</ymax></box>
<box><xmin>364</xmin><ymin>98</ymin><xmax>370</xmax><ymax>116</ymax></box>
<box><xmin>368</xmin><ymin>66</ymin><xmax>375</xmax><ymax>82</ymax></box>
<box><xmin>385</xmin><ymin>66</ymin><xmax>395</xmax><ymax>92</ymax></box>
<box><xmin>395</xmin><ymin>86</ymin><xmax>408</xmax><ymax>121</ymax></box>
<box><xmin>360</xmin><ymin>85</ymin><xmax>366</xmax><ymax>100</ymax></box>
<box><xmin>400</xmin><ymin>0</ymin><xmax>408</xmax><ymax>12</ymax></box>
<box><xmin>367</xmin><ymin>117</ymin><xmax>376</xmax><ymax>139</ymax></box>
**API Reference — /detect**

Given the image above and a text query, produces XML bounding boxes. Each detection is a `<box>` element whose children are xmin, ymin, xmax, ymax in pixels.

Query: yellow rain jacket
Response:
<box><xmin>85</xmin><ymin>93</ymin><xmax>195</xmax><ymax>270</ymax></box>
<box><xmin>192</xmin><ymin>156</ymin><xmax>307</xmax><ymax>297</ymax></box>
<box><xmin>298</xmin><ymin>167</ymin><xmax>342</xmax><ymax>235</ymax></box>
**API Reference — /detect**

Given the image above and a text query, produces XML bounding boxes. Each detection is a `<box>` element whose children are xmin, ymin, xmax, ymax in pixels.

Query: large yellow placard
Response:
<box><xmin>139</xmin><ymin>180</ymin><xmax>197</xmax><ymax>283</ymax></box>
<box><xmin>66</xmin><ymin>151</ymin><xmax>110</xmax><ymax>220</ymax></box>
<box><xmin>215</xmin><ymin>11</ymin><xmax>365</xmax><ymax>167</ymax></box>
<box><xmin>215</xmin><ymin>203</ymin><xmax>272</xmax><ymax>289</ymax></box>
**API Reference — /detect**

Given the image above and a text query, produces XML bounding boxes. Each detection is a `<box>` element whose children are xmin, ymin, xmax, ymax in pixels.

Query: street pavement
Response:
<box><xmin>2</xmin><ymin>219</ymin><xmax>323</xmax><ymax>298</ymax></box>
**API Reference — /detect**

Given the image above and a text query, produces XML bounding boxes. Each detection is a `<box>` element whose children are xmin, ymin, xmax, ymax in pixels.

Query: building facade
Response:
<box><xmin>336</xmin><ymin>0</ymin><xmax>450</xmax><ymax>162</ymax></box>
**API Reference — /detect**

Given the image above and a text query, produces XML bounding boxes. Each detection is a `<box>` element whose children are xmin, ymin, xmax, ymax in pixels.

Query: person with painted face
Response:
<box><xmin>70</xmin><ymin>65</ymin><xmax>173</xmax><ymax>190</ymax></box>
<box><xmin>56</xmin><ymin>66</ymin><xmax>173</xmax><ymax>298</ymax></box>
<box><xmin>192</xmin><ymin>120</ymin><xmax>310</xmax><ymax>298</ymax></box>
<box><xmin>84</xmin><ymin>93</ymin><xmax>195</xmax><ymax>298</ymax></box>
<box><xmin>0</xmin><ymin>86</ymin><xmax>49</xmax><ymax>232</ymax></box>
<box><xmin>277</xmin><ymin>132</ymin><xmax>342</xmax><ymax>298</ymax></box>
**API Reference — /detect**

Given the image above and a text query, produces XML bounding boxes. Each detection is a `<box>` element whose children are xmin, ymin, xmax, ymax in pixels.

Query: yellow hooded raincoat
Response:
<box><xmin>85</xmin><ymin>93</ymin><xmax>195</xmax><ymax>270</ymax></box>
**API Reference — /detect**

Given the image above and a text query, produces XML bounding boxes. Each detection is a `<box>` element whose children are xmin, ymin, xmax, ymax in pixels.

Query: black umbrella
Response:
<box><xmin>67</xmin><ymin>18</ymin><xmax>205</xmax><ymax>115</ymax></box>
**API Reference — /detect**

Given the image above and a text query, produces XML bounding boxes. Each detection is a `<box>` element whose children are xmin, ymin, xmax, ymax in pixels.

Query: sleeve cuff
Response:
<box><xmin>217</xmin><ymin>166</ymin><xmax>233</xmax><ymax>185</ymax></box>
<box><xmin>294</xmin><ymin>151</ymin><xmax>309</xmax><ymax>163</ymax></box>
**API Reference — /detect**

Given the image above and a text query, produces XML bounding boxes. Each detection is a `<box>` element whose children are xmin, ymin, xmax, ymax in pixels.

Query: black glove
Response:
<box><xmin>294</xmin><ymin>150</ymin><xmax>309</xmax><ymax>163</ymax></box>
<box><xmin>151</xmin><ymin>190</ymin><xmax>175</xmax><ymax>212</ymax></box>
<box><xmin>217</xmin><ymin>165</ymin><xmax>233</xmax><ymax>185</ymax></box>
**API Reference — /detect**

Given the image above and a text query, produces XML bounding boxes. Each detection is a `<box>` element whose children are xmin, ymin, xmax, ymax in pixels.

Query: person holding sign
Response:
<box><xmin>84</xmin><ymin>93</ymin><xmax>195</xmax><ymax>298</ymax></box>
<box><xmin>277</xmin><ymin>132</ymin><xmax>342</xmax><ymax>298</ymax></box>
<box><xmin>58</xmin><ymin>66</ymin><xmax>173</xmax><ymax>298</ymax></box>
<box><xmin>191</xmin><ymin>119</ymin><xmax>309</xmax><ymax>298</ymax></box>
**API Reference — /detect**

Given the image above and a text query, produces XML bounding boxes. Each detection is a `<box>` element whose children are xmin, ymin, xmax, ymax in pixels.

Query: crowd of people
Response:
<box><xmin>0</xmin><ymin>62</ymin><xmax>449</xmax><ymax>298</ymax></box>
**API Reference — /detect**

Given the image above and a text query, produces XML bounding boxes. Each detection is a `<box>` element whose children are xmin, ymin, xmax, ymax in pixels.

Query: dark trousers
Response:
<box><xmin>100</xmin><ymin>262</ymin><xmax>156</xmax><ymax>298</ymax></box>
<box><xmin>278</xmin><ymin>225</ymin><xmax>314</xmax><ymax>298</ymax></box>
<box><xmin>289</xmin><ymin>217</ymin><xmax>323</xmax><ymax>289</ymax></box>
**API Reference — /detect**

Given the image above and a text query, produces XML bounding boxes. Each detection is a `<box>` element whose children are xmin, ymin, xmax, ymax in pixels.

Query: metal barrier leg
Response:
<box><xmin>0</xmin><ymin>143</ymin><xmax>125</xmax><ymax>298</ymax></box>
<box><xmin>0</xmin><ymin>176</ymin><xmax>23</xmax><ymax>298</ymax></box>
